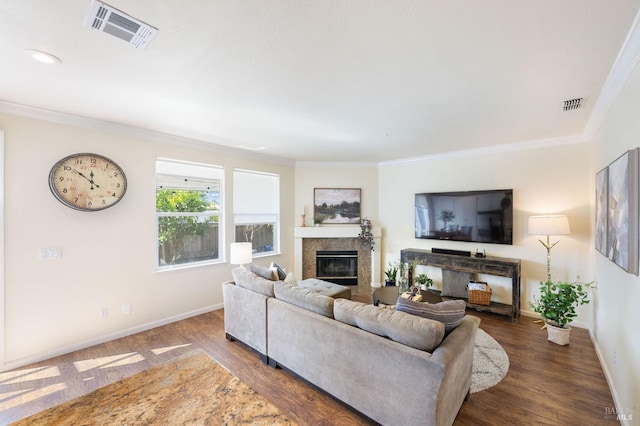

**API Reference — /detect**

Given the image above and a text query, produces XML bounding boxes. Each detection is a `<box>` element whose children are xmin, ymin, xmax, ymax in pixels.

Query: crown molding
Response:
<box><xmin>295</xmin><ymin>160</ymin><xmax>379</xmax><ymax>168</ymax></box>
<box><xmin>584</xmin><ymin>9</ymin><xmax>640</xmax><ymax>138</ymax></box>
<box><xmin>0</xmin><ymin>100</ymin><xmax>294</xmax><ymax>166</ymax></box>
<box><xmin>377</xmin><ymin>134</ymin><xmax>587</xmax><ymax>167</ymax></box>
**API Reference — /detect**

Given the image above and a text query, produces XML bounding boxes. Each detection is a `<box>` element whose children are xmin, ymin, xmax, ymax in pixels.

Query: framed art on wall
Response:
<box><xmin>605</xmin><ymin>148</ymin><xmax>639</xmax><ymax>275</ymax></box>
<box><xmin>595</xmin><ymin>166</ymin><xmax>608</xmax><ymax>255</ymax></box>
<box><xmin>314</xmin><ymin>188</ymin><xmax>361</xmax><ymax>224</ymax></box>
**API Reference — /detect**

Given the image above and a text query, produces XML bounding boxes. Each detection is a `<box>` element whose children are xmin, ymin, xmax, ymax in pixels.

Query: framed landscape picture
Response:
<box><xmin>314</xmin><ymin>188</ymin><xmax>361</xmax><ymax>224</ymax></box>
<box><xmin>606</xmin><ymin>148</ymin><xmax>639</xmax><ymax>275</ymax></box>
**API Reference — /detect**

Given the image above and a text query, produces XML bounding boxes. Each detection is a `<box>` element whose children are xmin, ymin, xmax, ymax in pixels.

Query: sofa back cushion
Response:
<box><xmin>232</xmin><ymin>267</ymin><xmax>275</xmax><ymax>297</ymax></box>
<box><xmin>395</xmin><ymin>298</ymin><xmax>466</xmax><ymax>333</ymax></box>
<box><xmin>334</xmin><ymin>299</ymin><xmax>444</xmax><ymax>352</ymax></box>
<box><xmin>248</xmin><ymin>263</ymin><xmax>277</xmax><ymax>280</ymax></box>
<box><xmin>274</xmin><ymin>281</ymin><xmax>334</xmax><ymax>318</ymax></box>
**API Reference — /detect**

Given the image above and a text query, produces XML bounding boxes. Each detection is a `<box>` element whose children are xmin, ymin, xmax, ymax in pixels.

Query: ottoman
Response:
<box><xmin>298</xmin><ymin>278</ymin><xmax>352</xmax><ymax>299</ymax></box>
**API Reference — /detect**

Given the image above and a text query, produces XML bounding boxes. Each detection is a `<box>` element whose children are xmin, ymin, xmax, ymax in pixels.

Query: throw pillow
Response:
<box><xmin>283</xmin><ymin>271</ymin><xmax>297</xmax><ymax>286</ymax></box>
<box><xmin>395</xmin><ymin>298</ymin><xmax>466</xmax><ymax>333</ymax></box>
<box><xmin>270</xmin><ymin>262</ymin><xmax>287</xmax><ymax>280</ymax></box>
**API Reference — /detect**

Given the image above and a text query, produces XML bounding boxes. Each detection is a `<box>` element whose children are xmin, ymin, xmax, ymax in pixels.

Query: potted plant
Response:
<box><xmin>529</xmin><ymin>278</ymin><xmax>595</xmax><ymax>345</ymax></box>
<box><xmin>384</xmin><ymin>261</ymin><xmax>399</xmax><ymax>287</ymax></box>
<box><xmin>415</xmin><ymin>273</ymin><xmax>433</xmax><ymax>291</ymax></box>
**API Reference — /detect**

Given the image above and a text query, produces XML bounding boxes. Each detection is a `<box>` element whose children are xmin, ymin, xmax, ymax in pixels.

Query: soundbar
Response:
<box><xmin>432</xmin><ymin>248</ymin><xmax>472</xmax><ymax>257</ymax></box>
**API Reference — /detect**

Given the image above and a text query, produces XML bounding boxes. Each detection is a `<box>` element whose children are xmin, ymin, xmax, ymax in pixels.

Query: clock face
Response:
<box><xmin>49</xmin><ymin>153</ymin><xmax>127</xmax><ymax>211</ymax></box>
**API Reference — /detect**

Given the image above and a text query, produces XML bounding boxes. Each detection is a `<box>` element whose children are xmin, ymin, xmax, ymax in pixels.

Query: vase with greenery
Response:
<box><xmin>529</xmin><ymin>278</ymin><xmax>595</xmax><ymax>345</ymax></box>
<box><xmin>358</xmin><ymin>218</ymin><xmax>374</xmax><ymax>251</ymax></box>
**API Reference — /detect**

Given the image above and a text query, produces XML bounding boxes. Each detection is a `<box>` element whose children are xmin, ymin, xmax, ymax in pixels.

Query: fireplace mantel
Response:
<box><xmin>294</xmin><ymin>226</ymin><xmax>382</xmax><ymax>289</ymax></box>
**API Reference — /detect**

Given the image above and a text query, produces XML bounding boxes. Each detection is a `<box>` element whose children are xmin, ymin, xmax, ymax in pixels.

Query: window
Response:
<box><xmin>156</xmin><ymin>159</ymin><xmax>223</xmax><ymax>269</ymax></box>
<box><xmin>233</xmin><ymin>169</ymin><xmax>279</xmax><ymax>256</ymax></box>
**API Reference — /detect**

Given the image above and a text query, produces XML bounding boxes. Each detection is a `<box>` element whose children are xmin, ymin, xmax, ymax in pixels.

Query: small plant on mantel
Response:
<box><xmin>358</xmin><ymin>218</ymin><xmax>374</xmax><ymax>251</ymax></box>
<box><xmin>529</xmin><ymin>277</ymin><xmax>595</xmax><ymax>345</ymax></box>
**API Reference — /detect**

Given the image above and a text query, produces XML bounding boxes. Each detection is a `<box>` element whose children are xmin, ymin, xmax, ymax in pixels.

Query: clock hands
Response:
<box><xmin>75</xmin><ymin>169</ymin><xmax>100</xmax><ymax>189</ymax></box>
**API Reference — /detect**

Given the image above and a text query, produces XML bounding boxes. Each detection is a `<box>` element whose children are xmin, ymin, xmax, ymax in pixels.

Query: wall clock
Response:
<box><xmin>48</xmin><ymin>153</ymin><xmax>127</xmax><ymax>211</ymax></box>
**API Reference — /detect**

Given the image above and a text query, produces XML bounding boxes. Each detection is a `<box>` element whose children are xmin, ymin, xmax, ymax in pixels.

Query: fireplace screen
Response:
<box><xmin>316</xmin><ymin>250</ymin><xmax>358</xmax><ymax>285</ymax></box>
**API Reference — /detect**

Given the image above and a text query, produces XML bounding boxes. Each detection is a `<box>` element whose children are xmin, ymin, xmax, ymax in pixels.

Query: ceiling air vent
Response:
<box><xmin>561</xmin><ymin>98</ymin><xmax>583</xmax><ymax>111</ymax></box>
<box><xmin>83</xmin><ymin>0</ymin><xmax>157</xmax><ymax>49</ymax></box>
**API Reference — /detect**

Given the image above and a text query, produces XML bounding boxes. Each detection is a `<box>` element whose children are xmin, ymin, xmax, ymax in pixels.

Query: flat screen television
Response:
<box><xmin>415</xmin><ymin>189</ymin><xmax>513</xmax><ymax>245</ymax></box>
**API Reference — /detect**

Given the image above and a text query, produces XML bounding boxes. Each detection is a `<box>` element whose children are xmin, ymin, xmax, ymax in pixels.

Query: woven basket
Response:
<box><xmin>467</xmin><ymin>283</ymin><xmax>491</xmax><ymax>305</ymax></box>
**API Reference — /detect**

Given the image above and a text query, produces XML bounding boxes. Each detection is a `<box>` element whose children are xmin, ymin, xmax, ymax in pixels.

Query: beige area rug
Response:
<box><xmin>471</xmin><ymin>328</ymin><xmax>510</xmax><ymax>393</ymax></box>
<box><xmin>13</xmin><ymin>349</ymin><xmax>296</xmax><ymax>425</ymax></box>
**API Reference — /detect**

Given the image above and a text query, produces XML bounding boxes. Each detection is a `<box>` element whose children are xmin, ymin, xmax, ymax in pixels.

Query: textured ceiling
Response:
<box><xmin>1</xmin><ymin>1</ymin><xmax>640</xmax><ymax>162</ymax></box>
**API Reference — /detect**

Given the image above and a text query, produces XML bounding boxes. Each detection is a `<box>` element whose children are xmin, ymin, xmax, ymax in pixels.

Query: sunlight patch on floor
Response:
<box><xmin>73</xmin><ymin>352</ymin><xmax>145</xmax><ymax>373</ymax></box>
<box><xmin>151</xmin><ymin>343</ymin><xmax>192</xmax><ymax>355</ymax></box>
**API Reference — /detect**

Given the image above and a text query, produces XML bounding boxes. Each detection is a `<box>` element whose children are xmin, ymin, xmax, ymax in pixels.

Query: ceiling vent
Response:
<box><xmin>84</xmin><ymin>1</ymin><xmax>157</xmax><ymax>49</ymax></box>
<box><xmin>561</xmin><ymin>98</ymin><xmax>583</xmax><ymax>111</ymax></box>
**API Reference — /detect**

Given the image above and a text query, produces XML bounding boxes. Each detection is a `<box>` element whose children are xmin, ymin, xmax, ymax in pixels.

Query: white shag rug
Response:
<box><xmin>471</xmin><ymin>328</ymin><xmax>509</xmax><ymax>393</ymax></box>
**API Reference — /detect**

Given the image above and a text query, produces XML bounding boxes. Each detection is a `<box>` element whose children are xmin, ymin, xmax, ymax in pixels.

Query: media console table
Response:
<box><xmin>400</xmin><ymin>248</ymin><xmax>521</xmax><ymax>321</ymax></box>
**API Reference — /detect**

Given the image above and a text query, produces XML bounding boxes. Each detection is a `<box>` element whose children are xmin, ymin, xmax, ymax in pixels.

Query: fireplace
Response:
<box><xmin>294</xmin><ymin>226</ymin><xmax>382</xmax><ymax>294</ymax></box>
<box><xmin>316</xmin><ymin>250</ymin><xmax>358</xmax><ymax>286</ymax></box>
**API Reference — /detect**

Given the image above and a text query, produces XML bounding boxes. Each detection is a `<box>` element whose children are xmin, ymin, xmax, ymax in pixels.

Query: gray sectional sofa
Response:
<box><xmin>222</xmin><ymin>264</ymin><xmax>480</xmax><ymax>426</ymax></box>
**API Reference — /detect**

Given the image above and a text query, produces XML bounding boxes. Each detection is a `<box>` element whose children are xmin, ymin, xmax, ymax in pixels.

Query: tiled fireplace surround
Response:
<box><xmin>294</xmin><ymin>226</ymin><xmax>382</xmax><ymax>295</ymax></box>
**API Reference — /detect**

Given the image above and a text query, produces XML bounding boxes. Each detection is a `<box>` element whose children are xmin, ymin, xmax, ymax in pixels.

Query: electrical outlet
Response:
<box><xmin>99</xmin><ymin>307</ymin><xmax>109</xmax><ymax>319</ymax></box>
<box><xmin>121</xmin><ymin>304</ymin><xmax>131</xmax><ymax>315</ymax></box>
<box><xmin>613</xmin><ymin>349</ymin><xmax>617</xmax><ymax>364</ymax></box>
<box><xmin>39</xmin><ymin>247</ymin><xmax>61</xmax><ymax>260</ymax></box>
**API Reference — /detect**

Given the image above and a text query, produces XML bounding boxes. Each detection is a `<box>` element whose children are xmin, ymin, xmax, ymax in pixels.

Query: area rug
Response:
<box><xmin>471</xmin><ymin>328</ymin><xmax>510</xmax><ymax>393</ymax></box>
<box><xmin>13</xmin><ymin>349</ymin><xmax>296</xmax><ymax>425</ymax></box>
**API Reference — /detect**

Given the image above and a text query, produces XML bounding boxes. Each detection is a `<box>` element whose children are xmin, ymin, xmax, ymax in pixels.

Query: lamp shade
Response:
<box><xmin>230</xmin><ymin>242</ymin><xmax>252</xmax><ymax>265</ymax></box>
<box><xmin>528</xmin><ymin>215</ymin><xmax>570</xmax><ymax>236</ymax></box>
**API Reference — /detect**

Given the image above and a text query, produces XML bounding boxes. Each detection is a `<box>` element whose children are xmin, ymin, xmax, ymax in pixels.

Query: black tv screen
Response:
<box><xmin>415</xmin><ymin>189</ymin><xmax>513</xmax><ymax>245</ymax></box>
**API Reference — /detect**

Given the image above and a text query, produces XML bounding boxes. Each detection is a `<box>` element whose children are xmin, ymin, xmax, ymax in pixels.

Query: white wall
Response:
<box><xmin>294</xmin><ymin>163</ymin><xmax>379</xmax><ymax>230</ymax></box>
<box><xmin>0</xmin><ymin>112</ymin><xmax>295</xmax><ymax>369</ymax></box>
<box><xmin>590</xmin><ymin>59</ymin><xmax>640</xmax><ymax>418</ymax></box>
<box><xmin>377</xmin><ymin>144</ymin><xmax>593</xmax><ymax>315</ymax></box>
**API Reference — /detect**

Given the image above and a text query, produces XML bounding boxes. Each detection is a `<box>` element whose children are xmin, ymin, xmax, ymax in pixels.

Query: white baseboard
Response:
<box><xmin>590</xmin><ymin>330</ymin><xmax>630</xmax><ymax>425</ymax></box>
<box><xmin>1</xmin><ymin>303</ymin><xmax>223</xmax><ymax>372</ymax></box>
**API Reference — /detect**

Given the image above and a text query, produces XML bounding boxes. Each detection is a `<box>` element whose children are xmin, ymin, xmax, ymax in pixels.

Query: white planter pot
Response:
<box><xmin>547</xmin><ymin>324</ymin><xmax>571</xmax><ymax>345</ymax></box>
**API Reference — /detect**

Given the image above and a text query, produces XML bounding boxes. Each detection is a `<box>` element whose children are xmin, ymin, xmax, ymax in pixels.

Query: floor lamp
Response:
<box><xmin>230</xmin><ymin>242</ymin><xmax>253</xmax><ymax>268</ymax></box>
<box><xmin>528</xmin><ymin>215</ymin><xmax>571</xmax><ymax>283</ymax></box>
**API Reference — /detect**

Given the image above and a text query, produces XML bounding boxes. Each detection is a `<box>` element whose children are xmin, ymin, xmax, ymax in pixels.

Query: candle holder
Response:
<box><xmin>301</xmin><ymin>214</ymin><xmax>306</xmax><ymax>227</ymax></box>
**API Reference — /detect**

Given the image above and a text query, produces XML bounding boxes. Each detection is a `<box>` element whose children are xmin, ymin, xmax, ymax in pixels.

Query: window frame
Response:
<box><xmin>155</xmin><ymin>158</ymin><xmax>224</xmax><ymax>271</ymax></box>
<box><xmin>233</xmin><ymin>168</ymin><xmax>280</xmax><ymax>258</ymax></box>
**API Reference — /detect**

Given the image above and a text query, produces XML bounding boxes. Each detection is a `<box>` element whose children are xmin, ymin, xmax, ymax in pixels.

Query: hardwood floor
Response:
<box><xmin>0</xmin><ymin>293</ymin><xmax>618</xmax><ymax>425</ymax></box>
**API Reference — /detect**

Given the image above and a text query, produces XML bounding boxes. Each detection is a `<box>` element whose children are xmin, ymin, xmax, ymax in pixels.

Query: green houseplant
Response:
<box><xmin>529</xmin><ymin>278</ymin><xmax>594</xmax><ymax>345</ymax></box>
<box><xmin>415</xmin><ymin>273</ymin><xmax>433</xmax><ymax>290</ymax></box>
<box><xmin>385</xmin><ymin>261</ymin><xmax>399</xmax><ymax>287</ymax></box>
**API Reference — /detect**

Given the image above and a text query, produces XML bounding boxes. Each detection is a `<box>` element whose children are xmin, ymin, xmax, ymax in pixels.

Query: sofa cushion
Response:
<box><xmin>395</xmin><ymin>298</ymin><xmax>466</xmax><ymax>333</ymax></box>
<box><xmin>334</xmin><ymin>299</ymin><xmax>444</xmax><ymax>352</ymax></box>
<box><xmin>232</xmin><ymin>267</ymin><xmax>275</xmax><ymax>297</ymax></box>
<box><xmin>298</xmin><ymin>278</ymin><xmax>352</xmax><ymax>299</ymax></box>
<box><xmin>248</xmin><ymin>263</ymin><xmax>277</xmax><ymax>280</ymax></box>
<box><xmin>274</xmin><ymin>281</ymin><xmax>334</xmax><ymax>318</ymax></box>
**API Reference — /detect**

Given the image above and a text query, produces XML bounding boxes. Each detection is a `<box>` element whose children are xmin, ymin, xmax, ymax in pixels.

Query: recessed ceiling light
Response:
<box><xmin>24</xmin><ymin>49</ymin><xmax>61</xmax><ymax>64</ymax></box>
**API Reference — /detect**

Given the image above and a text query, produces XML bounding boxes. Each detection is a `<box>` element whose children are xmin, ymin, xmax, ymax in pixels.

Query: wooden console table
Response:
<box><xmin>400</xmin><ymin>248</ymin><xmax>521</xmax><ymax>321</ymax></box>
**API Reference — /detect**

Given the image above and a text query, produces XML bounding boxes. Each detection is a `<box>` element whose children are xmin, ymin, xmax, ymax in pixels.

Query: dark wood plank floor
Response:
<box><xmin>0</xmin><ymin>292</ymin><xmax>618</xmax><ymax>425</ymax></box>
